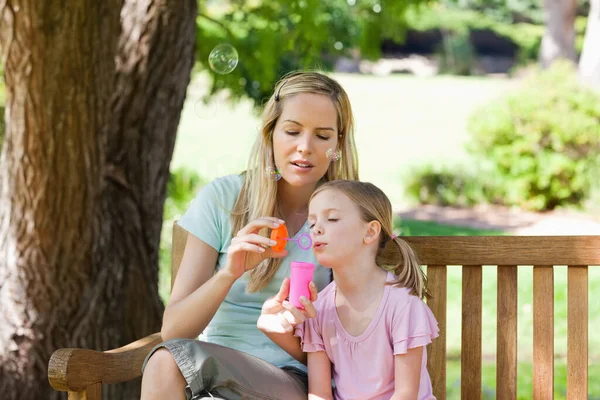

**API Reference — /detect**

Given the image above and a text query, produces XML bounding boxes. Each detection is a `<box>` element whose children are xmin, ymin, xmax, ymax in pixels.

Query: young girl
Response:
<box><xmin>258</xmin><ymin>180</ymin><xmax>439</xmax><ymax>400</ymax></box>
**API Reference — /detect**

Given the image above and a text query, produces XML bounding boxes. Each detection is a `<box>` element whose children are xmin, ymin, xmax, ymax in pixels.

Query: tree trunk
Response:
<box><xmin>0</xmin><ymin>0</ymin><xmax>196</xmax><ymax>399</ymax></box>
<box><xmin>579</xmin><ymin>0</ymin><xmax>600</xmax><ymax>90</ymax></box>
<box><xmin>540</xmin><ymin>0</ymin><xmax>577</xmax><ymax>67</ymax></box>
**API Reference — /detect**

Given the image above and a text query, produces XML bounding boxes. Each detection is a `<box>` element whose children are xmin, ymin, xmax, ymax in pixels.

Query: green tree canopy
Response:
<box><xmin>196</xmin><ymin>0</ymin><xmax>430</xmax><ymax>106</ymax></box>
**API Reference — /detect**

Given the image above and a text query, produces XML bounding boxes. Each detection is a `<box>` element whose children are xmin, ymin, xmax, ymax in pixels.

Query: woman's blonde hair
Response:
<box><xmin>232</xmin><ymin>71</ymin><xmax>359</xmax><ymax>292</ymax></box>
<box><xmin>310</xmin><ymin>180</ymin><xmax>429</xmax><ymax>299</ymax></box>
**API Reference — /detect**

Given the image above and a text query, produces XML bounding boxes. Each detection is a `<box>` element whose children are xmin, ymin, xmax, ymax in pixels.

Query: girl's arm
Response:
<box><xmin>307</xmin><ymin>351</ymin><xmax>334</xmax><ymax>400</ymax></box>
<box><xmin>391</xmin><ymin>346</ymin><xmax>424</xmax><ymax>400</ymax></box>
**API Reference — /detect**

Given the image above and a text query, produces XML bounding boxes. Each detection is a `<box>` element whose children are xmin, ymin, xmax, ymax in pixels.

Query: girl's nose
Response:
<box><xmin>311</xmin><ymin>224</ymin><xmax>323</xmax><ymax>236</ymax></box>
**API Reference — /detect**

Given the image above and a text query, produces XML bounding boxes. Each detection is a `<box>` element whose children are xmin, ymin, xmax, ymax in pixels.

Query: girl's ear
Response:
<box><xmin>363</xmin><ymin>220</ymin><xmax>381</xmax><ymax>245</ymax></box>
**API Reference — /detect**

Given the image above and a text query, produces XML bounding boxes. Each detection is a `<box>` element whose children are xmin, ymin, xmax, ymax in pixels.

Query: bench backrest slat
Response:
<box><xmin>497</xmin><ymin>265</ymin><xmax>518</xmax><ymax>400</ymax></box>
<box><xmin>533</xmin><ymin>266</ymin><xmax>554</xmax><ymax>399</ymax></box>
<box><xmin>568</xmin><ymin>266</ymin><xmax>588</xmax><ymax>399</ymax></box>
<box><xmin>462</xmin><ymin>266</ymin><xmax>483</xmax><ymax>400</ymax></box>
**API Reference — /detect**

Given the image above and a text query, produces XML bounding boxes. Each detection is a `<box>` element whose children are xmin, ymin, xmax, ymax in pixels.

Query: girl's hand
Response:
<box><xmin>223</xmin><ymin>217</ymin><xmax>288</xmax><ymax>280</ymax></box>
<box><xmin>257</xmin><ymin>277</ymin><xmax>319</xmax><ymax>334</ymax></box>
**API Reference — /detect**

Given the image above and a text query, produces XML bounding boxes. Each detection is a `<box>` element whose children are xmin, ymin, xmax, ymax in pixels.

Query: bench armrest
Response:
<box><xmin>48</xmin><ymin>332</ymin><xmax>163</xmax><ymax>392</ymax></box>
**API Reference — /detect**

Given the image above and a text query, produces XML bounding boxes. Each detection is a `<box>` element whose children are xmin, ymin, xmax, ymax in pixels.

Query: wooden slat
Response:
<box><xmin>567</xmin><ymin>266</ymin><xmax>588</xmax><ymax>400</ymax></box>
<box><xmin>171</xmin><ymin>222</ymin><xmax>188</xmax><ymax>289</ymax></box>
<box><xmin>68</xmin><ymin>383</ymin><xmax>101</xmax><ymax>400</ymax></box>
<box><xmin>404</xmin><ymin>236</ymin><xmax>600</xmax><ymax>266</ymax></box>
<box><xmin>533</xmin><ymin>266</ymin><xmax>554</xmax><ymax>400</ymax></box>
<box><xmin>497</xmin><ymin>266</ymin><xmax>518</xmax><ymax>400</ymax></box>
<box><xmin>462</xmin><ymin>266</ymin><xmax>482</xmax><ymax>400</ymax></box>
<box><xmin>427</xmin><ymin>265</ymin><xmax>447</xmax><ymax>400</ymax></box>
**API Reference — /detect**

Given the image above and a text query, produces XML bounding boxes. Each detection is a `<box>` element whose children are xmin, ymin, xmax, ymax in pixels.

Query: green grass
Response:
<box><xmin>397</xmin><ymin>218</ymin><xmax>504</xmax><ymax>236</ymax></box>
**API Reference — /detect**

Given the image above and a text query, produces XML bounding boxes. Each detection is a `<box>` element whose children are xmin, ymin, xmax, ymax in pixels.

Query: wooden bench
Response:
<box><xmin>48</xmin><ymin>223</ymin><xmax>600</xmax><ymax>399</ymax></box>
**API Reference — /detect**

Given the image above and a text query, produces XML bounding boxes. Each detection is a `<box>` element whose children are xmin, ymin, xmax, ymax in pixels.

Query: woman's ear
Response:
<box><xmin>363</xmin><ymin>220</ymin><xmax>381</xmax><ymax>245</ymax></box>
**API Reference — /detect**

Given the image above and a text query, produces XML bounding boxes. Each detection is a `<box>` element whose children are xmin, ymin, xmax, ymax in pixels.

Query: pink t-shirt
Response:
<box><xmin>295</xmin><ymin>271</ymin><xmax>439</xmax><ymax>400</ymax></box>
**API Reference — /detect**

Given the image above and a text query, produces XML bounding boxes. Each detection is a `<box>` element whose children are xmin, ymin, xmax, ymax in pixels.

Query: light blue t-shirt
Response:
<box><xmin>178</xmin><ymin>173</ymin><xmax>331</xmax><ymax>371</ymax></box>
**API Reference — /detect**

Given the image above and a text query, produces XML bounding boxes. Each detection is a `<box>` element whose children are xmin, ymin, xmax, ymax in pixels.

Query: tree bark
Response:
<box><xmin>579</xmin><ymin>0</ymin><xmax>600</xmax><ymax>90</ymax></box>
<box><xmin>540</xmin><ymin>0</ymin><xmax>577</xmax><ymax>67</ymax></box>
<box><xmin>0</xmin><ymin>0</ymin><xmax>196</xmax><ymax>399</ymax></box>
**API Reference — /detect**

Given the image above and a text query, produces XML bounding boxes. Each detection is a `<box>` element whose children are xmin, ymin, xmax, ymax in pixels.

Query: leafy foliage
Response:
<box><xmin>467</xmin><ymin>61</ymin><xmax>600</xmax><ymax>210</ymax></box>
<box><xmin>196</xmin><ymin>0</ymin><xmax>430</xmax><ymax>106</ymax></box>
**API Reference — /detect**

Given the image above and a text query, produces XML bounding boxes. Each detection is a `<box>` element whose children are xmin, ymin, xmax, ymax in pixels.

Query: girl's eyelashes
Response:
<box><xmin>308</xmin><ymin>219</ymin><xmax>338</xmax><ymax>229</ymax></box>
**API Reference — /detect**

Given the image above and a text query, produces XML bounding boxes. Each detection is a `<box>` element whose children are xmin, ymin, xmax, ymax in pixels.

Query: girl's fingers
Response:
<box><xmin>298</xmin><ymin>296</ymin><xmax>317</xmax><ymax>319</ymax></box>
<box><xmin>308</xmin><ymin>281</ymin><xmax>318</xmax><ymax>302</ymax></box>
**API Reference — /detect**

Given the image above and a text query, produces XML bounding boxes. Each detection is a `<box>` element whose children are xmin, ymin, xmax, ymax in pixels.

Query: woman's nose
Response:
<box><xmin>297</xmin><ymin>133</ymin><xmax>313</xmax><ymax>154</ymax></box>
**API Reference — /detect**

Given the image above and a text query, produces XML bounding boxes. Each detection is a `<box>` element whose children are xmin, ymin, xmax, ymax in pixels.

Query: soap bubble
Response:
<box><xmin>298</xmin><ymin>234</ymin><xmax>312</xmax><ymax>250</ymax></box>
<box><xmin>193</xmin><ymin>98</ymin><xmax>219</xmax><ymax>119</ymax></box>
<box><xmin>208</xmin><ymin>44</ymin><xmax>239</xmax><ymax>75</ymax></box>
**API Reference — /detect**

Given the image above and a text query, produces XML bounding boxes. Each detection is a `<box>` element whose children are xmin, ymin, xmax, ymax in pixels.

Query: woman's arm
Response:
<box><xmin>162</xmin><ymin>217</ymin><xmax>287</xmax><ymax>340</ymax></box>
<box><xmin>161</xmin><ymin>233</ymin><xmax>232</xmax><ymax>340</ymax></box>
<box><xmin>307</xmin><ymin>351</ymin><xmax>334</xmax><ymax>400</ymax></box>
<box><xmin>391</xmin><ymin>346</ymin><xmax>423</xmax><ymax>400</ymax></box>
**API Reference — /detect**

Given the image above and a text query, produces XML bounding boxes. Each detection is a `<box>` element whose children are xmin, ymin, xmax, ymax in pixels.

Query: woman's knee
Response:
<box><xmin>141</xmin><ymin>348</ymin><xmax>186</xmax><ymax>397</ymax></box>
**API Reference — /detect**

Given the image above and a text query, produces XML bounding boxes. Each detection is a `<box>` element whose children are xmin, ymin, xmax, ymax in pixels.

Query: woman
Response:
<box><xmin>140</xmin><ymin>71</ymin><xmax>360</xmax><ymax>400</ymax></box>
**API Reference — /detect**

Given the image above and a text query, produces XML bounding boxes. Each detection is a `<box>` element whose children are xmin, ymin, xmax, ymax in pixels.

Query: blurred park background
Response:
<box><xmin>1</xmin><ymin>0</ymin><xmax>599</xmax><ymax>399</ymax></box>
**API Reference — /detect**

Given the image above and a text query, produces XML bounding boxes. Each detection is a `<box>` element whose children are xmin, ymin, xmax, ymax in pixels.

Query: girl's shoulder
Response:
<box><xmin>386</xmin><ymin>284</ymin><xmax>429</xmax><ymax>315</ymax></box>
<box><xmin>313</xmin><ymin>280</ymin><xmax>337</xmax><ymax>310</ymax></box>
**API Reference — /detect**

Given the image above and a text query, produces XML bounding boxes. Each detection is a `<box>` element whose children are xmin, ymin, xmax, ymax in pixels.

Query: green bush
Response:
<box><xmin>159</xmin><ymin>167</ymin><xmax>206</xmax><ymax>303</ymax></box>
<box><xmin>467</xmin><ymin>61</ymin><xmax>600</xmax><ymax>211</ymax></box>
<box><xmin>404</xmin><ymin>163</ymin><xmax>502</xmax><ymax>207</ymax></box>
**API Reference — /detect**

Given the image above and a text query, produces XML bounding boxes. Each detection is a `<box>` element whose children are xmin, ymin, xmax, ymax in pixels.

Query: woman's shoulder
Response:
<box><xmin>205</xmin><ymin>173</ymin><xmax>245</xmax><ymax>195</ymax></box>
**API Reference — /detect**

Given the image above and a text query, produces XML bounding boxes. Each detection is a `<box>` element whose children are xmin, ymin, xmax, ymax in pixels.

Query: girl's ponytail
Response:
<box><xmin>379</xmin><ymin>234</ymin><xmax>429</xmax><ymax>299</ymax></box>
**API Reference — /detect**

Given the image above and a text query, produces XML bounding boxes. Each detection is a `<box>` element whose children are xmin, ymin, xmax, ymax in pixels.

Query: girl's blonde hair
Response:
<box><xmin>310</xmin><ymin>180</ymin><xmax>429</xmax><ymax>299</ymax></box>
<box><xmin>232</xmin><ymin>71</ymin><xmax>359</xmax><ymax>292</ymax></box>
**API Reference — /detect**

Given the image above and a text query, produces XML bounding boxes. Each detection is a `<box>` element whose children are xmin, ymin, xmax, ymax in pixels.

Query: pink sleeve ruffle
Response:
<box><xmin>294</xmin><ymin>319</ymin><xmax>325</xmax><ymax>353</ymax></box>
<box><xmin>392</xmin><ymin>297</ymin><xmax>440</xmax><ymax>355</ymax></box>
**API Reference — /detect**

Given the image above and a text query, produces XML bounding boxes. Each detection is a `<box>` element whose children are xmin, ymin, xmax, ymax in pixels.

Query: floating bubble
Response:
<box><xmin>297</xmin><ymin>234</ymin><xmax>313</xmax><ymax>250</ymax></box>
<box><xmin>208</xmin><ymin>44</ymin><xmax>239</xmax><ymax>75</ymax></box>
<box><xmin>285</xmin><ymin>233</ymin><xmax>313</xmax><ymax>251</ymax></box>
<box><xmin>193</xmin><ymin>98</ymin><xmax>219</xmax><ymax>120</ymax></box>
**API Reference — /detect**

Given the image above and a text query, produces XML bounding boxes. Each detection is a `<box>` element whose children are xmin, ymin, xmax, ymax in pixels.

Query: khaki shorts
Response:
<box><xmin>142</xmin><ymin>339</ymin><xmax>308</xmax><ymax>400</ymax></box>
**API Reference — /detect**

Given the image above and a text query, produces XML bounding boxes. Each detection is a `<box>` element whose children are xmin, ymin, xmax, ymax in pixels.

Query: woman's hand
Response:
<box><xmin>257</xmin><ymin>277</ymin><xmax>319</xmax><ymax>334</ymax></box>
<box><xmin>223</xmin><ymin>217</ymin><xmax>288</xmax><ymax>280</ymax></box>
